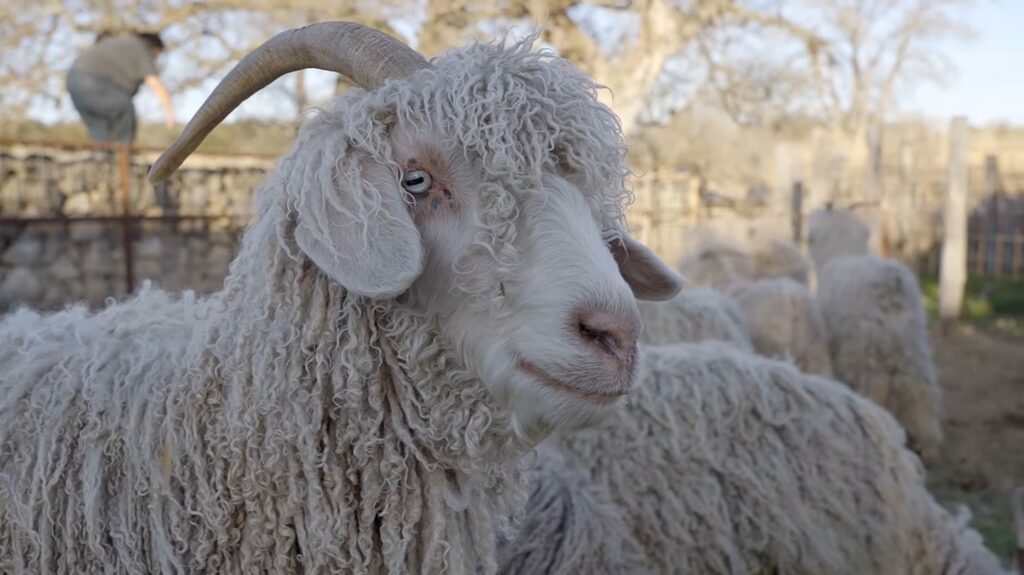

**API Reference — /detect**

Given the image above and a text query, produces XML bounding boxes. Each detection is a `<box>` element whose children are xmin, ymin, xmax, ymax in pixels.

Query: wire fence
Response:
<box><xmin>0</xmin><ymin>139</ymin><xmax>269</xmax><ymax>310</ymax></box>
<box><xmin>3</xmin><ymin>138</ymin><xmax>1023</xmax><ymax>313</ymax></box>
<box><xmin>914</xmin><ymin>159</ymin><xmax>1024</xmax><ymax>280</ymax></box>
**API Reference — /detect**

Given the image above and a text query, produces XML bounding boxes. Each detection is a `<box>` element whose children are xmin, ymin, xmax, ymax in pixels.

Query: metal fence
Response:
<box><xmin>0</xmin><ymin>139</ymin><xmax>270</xmax><ymax>309</ymax></box>
<box><xmin>4</xmin><ymin>137</ymin><xmax>1023</xmax><ymax>314</ymax></box>
<box><xmin>914</xmin><ymin>157</ymin><xmax>1024</xmax><ymax>280</ymax></box>
<box><xmin>628</xmin><ymin>150</ymin><xmax>1024</xmax><ymax>282</ymax></box>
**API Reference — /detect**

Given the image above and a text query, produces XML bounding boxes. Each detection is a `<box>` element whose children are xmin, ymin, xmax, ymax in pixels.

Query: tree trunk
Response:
<box><xmin>590</xmin><ymin>0</ymin><xmax>695</xmax><ymax>136</ymax></box>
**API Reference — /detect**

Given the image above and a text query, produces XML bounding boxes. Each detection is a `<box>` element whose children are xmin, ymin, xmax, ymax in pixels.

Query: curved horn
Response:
<box><xmin>149</xmin><ymin>21</ymin><xmax>429</xmax><ymax>183</ymax></box>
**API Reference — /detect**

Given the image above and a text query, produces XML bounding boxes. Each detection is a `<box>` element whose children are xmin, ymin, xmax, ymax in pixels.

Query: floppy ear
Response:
<box><xmin>294</xmin><ymin>139</ymin><xmax>423</xmax><ymax>299</ymax></box>
<box><xmin>609</xmin><ymin>233</ymin><xmax>685</xmax><ymax>301</ymax></box>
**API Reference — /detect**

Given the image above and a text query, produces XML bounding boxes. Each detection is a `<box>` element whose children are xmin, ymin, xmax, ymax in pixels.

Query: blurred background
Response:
<box><xmin>0</xmin><ymin>0</ymin><xmax>1021</xmax><ymax>561</ymax></box>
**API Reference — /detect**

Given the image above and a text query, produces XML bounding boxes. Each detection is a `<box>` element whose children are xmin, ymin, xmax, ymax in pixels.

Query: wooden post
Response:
<box><xmin>985</xmin><ymin>155</ymin><xmax>1001</xmax><ymax>275</ymax></box>
<box><xmin>117</xmin><ymin>144</ymin><xmax>135</xmax><ymax>296</ymax></box>
<box><xmin>864</xmin><ymin>123</ymin><xmax>885</xmax><ymax>255</ymax></box>
<box><xmin>295</xmin><ymin>69</ymin><xmax>308</xmax><ymax>118</ymax></box>
<box><xmin>1014</xmin><ymin>236</ymin><xmax>1023</xmax><ymax>280</ymax></box>
<box><xmin>651</xmin><ymin>170</ymin><xmax>661</xmax><ymax>255</ymax></box>
<box><xmin>939</xmin><ymin>117</ymin><xmax>969</xmax><ymax>329</ymax></box>
<box><xmin>1017</xmin><ymin>201</ymin><xmax>1024</xmax><ymax>279</ymax></box>
<box><xmin>791</xmin><ymin>181</ymin><xmax>804</xmax><ymax>243</ymax></box>
<box><xmin>864</xmin><ymin>123</ymin><xmax>883</xmax><ymax>202</ymax></box>
<box><xmin>776</xmin><ymin>143</ymin><xmax>804</xmax><ymax>243</ymax></box>
<box><xmin>986</xmin><ymin>155</ymin><xmax>1000</xmax><ymax>215</ymax></box>
<box><xmin>901</xmin><ymin>143</ymin><xmax>917</xmax><ymax>268</ymax></box>
<box><xmin>687</xmin><ymin>169</ymin><xmax>700</xmax><ymax>225</ymax></box>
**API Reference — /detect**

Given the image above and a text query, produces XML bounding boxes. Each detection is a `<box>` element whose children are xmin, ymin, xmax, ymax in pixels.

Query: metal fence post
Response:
<box><xmin>985</xmin><ymin>155</ymin><xmax>1001</xmax><ymax>275</ymax></box>
<box><xmin>116</xmin><ymin>144</ymin><xmax>135</xmax><ymax>296</ymax></box>
<box><xmin>791</xmin><ymin>181</ymin><xmax>804</xmax><ymax>243</ymax></box>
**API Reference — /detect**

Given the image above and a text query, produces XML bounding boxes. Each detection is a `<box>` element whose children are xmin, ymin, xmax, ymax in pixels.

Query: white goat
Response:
<box><xmin>676</xmin><ymin>238</ymin><xmax>755</xmax><ymax>289</ymax></box>
<box><xmin>500</xmin><ymin>343</ymin><xmax>1007</xmax><ymax>575</ymax></box>
<box><xmin>727</xmin><ymin>277</ymin><xmax>833</xmax><ymax>376</ymax></box>
<box><xmin>809</xmin><ymin>205</ymin><xmax>943</xmax><ymax>463</ymax></box>
<box><xmin>673</xmin><ymin>240</ymin><xmax>830</xmax><ymax>376</ymax></box>
<box><xmin>750</xmin><ymin>237</ymin><xmax>810</xmax><ymax>285</ymax></box>
<box><xmin>0</xmin><ymin>23</ymin><xmax>682</xmax><ymax>574</ymax></box>
<box><xmin>638</xmin><ymin>287</ymin><xmax>752</xmax><ymax>349</ymax></box>
<box><xmin>807</xmin><ymin>204</ymin><xmax>871</xmax><ymax>270</ymax></box>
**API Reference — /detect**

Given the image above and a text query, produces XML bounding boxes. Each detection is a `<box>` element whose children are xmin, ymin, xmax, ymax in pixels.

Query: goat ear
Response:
<box><xmin>609</xmin><ymin>233</ymin><xmax>685</xmax><ymax>301</ymax></box>
<box><xmin>294</xmin><ymin>142</ymin><xmax>423</xmax><ymax>299</ymax></box>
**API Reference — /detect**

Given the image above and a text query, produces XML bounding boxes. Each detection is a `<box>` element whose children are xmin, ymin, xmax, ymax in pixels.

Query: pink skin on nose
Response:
<box><xmin>572</xmin><ymin>306</ymin><xmax>640</xmax><ymax>366</ymax></box>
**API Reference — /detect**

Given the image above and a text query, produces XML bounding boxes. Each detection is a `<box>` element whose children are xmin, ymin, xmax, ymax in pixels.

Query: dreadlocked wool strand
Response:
<box><xmin>495</xmin><ymin>446</ymin><xmax>654</xmax><ymax>575</ymax></box>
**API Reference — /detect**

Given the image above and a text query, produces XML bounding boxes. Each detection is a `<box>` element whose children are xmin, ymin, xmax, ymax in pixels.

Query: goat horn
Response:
<box><xmin>149</xmin><ymin>21</ymin><xmax>429</xmax><ymax>183</ymax></box>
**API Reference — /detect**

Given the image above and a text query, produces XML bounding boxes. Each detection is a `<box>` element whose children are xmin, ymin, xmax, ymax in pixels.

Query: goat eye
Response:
<box><xmin>402</xmin><ymin>170</ymin><xmax>432</xmax><ymax>195</ymax></box>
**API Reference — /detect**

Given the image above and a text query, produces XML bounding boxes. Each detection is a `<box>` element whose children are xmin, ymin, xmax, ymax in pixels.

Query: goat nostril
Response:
<box><xmin>578</xmin><ymin>320</ymin><xmax>621</xmax><ymax>356</ymax></box>
<box><xmin>577</xmin><ymin>320</ymin><xmax>598</xmax><ymax>340</ymax></box>
<box><xmin>599</xmin><ymin>333</ymin><xmax>618</xmax><ymax>353</ymax></box>
<box><xmin>573</xmin><ymin>306</ymin><xmax>639</xmax><ymax>364</ymax></box>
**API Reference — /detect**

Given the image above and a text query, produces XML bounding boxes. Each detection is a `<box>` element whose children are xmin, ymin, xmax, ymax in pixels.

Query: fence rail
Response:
<box><xmin>4</xmin><ymin>137</ymin><xmax>1024</xmax><ymax>315</ymax></box>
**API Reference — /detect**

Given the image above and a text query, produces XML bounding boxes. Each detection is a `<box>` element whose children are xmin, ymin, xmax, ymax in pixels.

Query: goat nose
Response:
<box><xmin>574</xmin><ymin>306</ymin><xmax>640</xmax><ymax>365</ymax></box>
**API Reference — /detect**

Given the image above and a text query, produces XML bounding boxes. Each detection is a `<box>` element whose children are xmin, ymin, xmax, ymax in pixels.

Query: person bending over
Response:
<box><xmin>67</xmin><ymin>31</ymin><xmax>175</xmax><ymax>144</ymax></box>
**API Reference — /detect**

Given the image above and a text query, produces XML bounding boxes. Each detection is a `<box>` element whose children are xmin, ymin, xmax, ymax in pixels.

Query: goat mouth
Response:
<box><xmin>517</xmin><ymin>360</ymin><xmax>626</xmax><ymax>405</ymax></box>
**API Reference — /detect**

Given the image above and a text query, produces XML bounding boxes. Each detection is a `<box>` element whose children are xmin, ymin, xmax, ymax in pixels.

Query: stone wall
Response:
<box><xmin>0</xmin><ymin>144</ymin><xmax>272</xmax><ymax>313</ymax></box>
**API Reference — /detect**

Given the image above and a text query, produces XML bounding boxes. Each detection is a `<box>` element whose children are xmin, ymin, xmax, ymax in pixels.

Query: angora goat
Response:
<box><xmin>809</xmin><ymin>205</ymin><xmax>943</xmax><ymax>463</ymax></box>
<box><xmin>638</xmin><ymin>287</ymin><xmax>752</xmax><ymax>350</ymax></box>
<box><xmin>678</xmin><ymin>236</ymin><xmax>810</xmax><ymax>288</ymax></box>
<box><xmin>750</xmin><ymin>237</ymin><xmax>810</xmax><ymax>285</ymax></box>
<box><xmin>727</xmin><ymin>277</ymin><xmax>833</xmax><ymax>376</ymax></box>
<box><xmin>676</xmin><ymin>239</ymin><xmax>755</xmax><ymax>289</ymax></box>
<box><xmin>500</xmin><ymin>343</ymin><xmax>1006</xmax><ymax>575</ymax></box>
<box><xmin>0</xmin><ymin>23</ymin><xmax>683</xmax><ymax>574</ymax></box>
<box><xmin>674</xmin><ymin>241</ymin><xmax>827</xmax><ymax>375</ymax></box>
<box><xmin>807</xmin><ymin>203</ymin><xmax>871</xmax><ymax>271</ymax></box>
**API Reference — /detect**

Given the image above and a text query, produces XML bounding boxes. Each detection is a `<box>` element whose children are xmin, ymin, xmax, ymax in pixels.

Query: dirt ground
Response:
<box><xmin>927</xmin><ymin>325</ymin><xmax>1024</xmax><ymax>561</ymax></box>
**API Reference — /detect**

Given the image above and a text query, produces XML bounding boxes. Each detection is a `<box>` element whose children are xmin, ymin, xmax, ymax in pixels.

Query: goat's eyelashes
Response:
<box><xmin>402</xmin><ymin>170</ymin><xmax>432</xmax><ymax>195</ymax></box>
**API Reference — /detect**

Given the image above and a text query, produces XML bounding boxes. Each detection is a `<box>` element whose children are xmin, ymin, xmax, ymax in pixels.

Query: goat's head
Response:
<box><xmin>677</xmin><ymin>239</ymin><xmax>754</xmax><ymax>290</ymax></box>
<box><xmin>807</xmin><ymin>205</ymin><xmax>870</xmax><ymax>269</ymax></box>
<box><xmin>150</xmin><ymin>22</ymin><xmax>683</xmax><ymax>439</ymax></box>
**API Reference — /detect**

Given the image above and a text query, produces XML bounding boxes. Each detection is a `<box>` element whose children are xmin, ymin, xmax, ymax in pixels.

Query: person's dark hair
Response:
<box><xmin>137</xmin><ymin>32</ymin><xmax>165</xmax><ymax>52</ymax></box>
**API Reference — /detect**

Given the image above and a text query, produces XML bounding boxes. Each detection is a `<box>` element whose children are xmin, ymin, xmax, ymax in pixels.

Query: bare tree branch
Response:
<box><xmin>0</xmin><ymin>0</ymin><xmax>413</xmax><ymax>123</ymax></box>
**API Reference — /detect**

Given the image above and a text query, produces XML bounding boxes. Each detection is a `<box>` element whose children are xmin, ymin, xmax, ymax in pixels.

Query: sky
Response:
<box><xmin>66</xmin><ymin>0</ymin><xmax>1024</xmax><ymax>127</ymax></box>
<box><xmin>905</xmin><ymin>0</ymin><xmax>1024</xmax><ymax>125</ymax></box>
